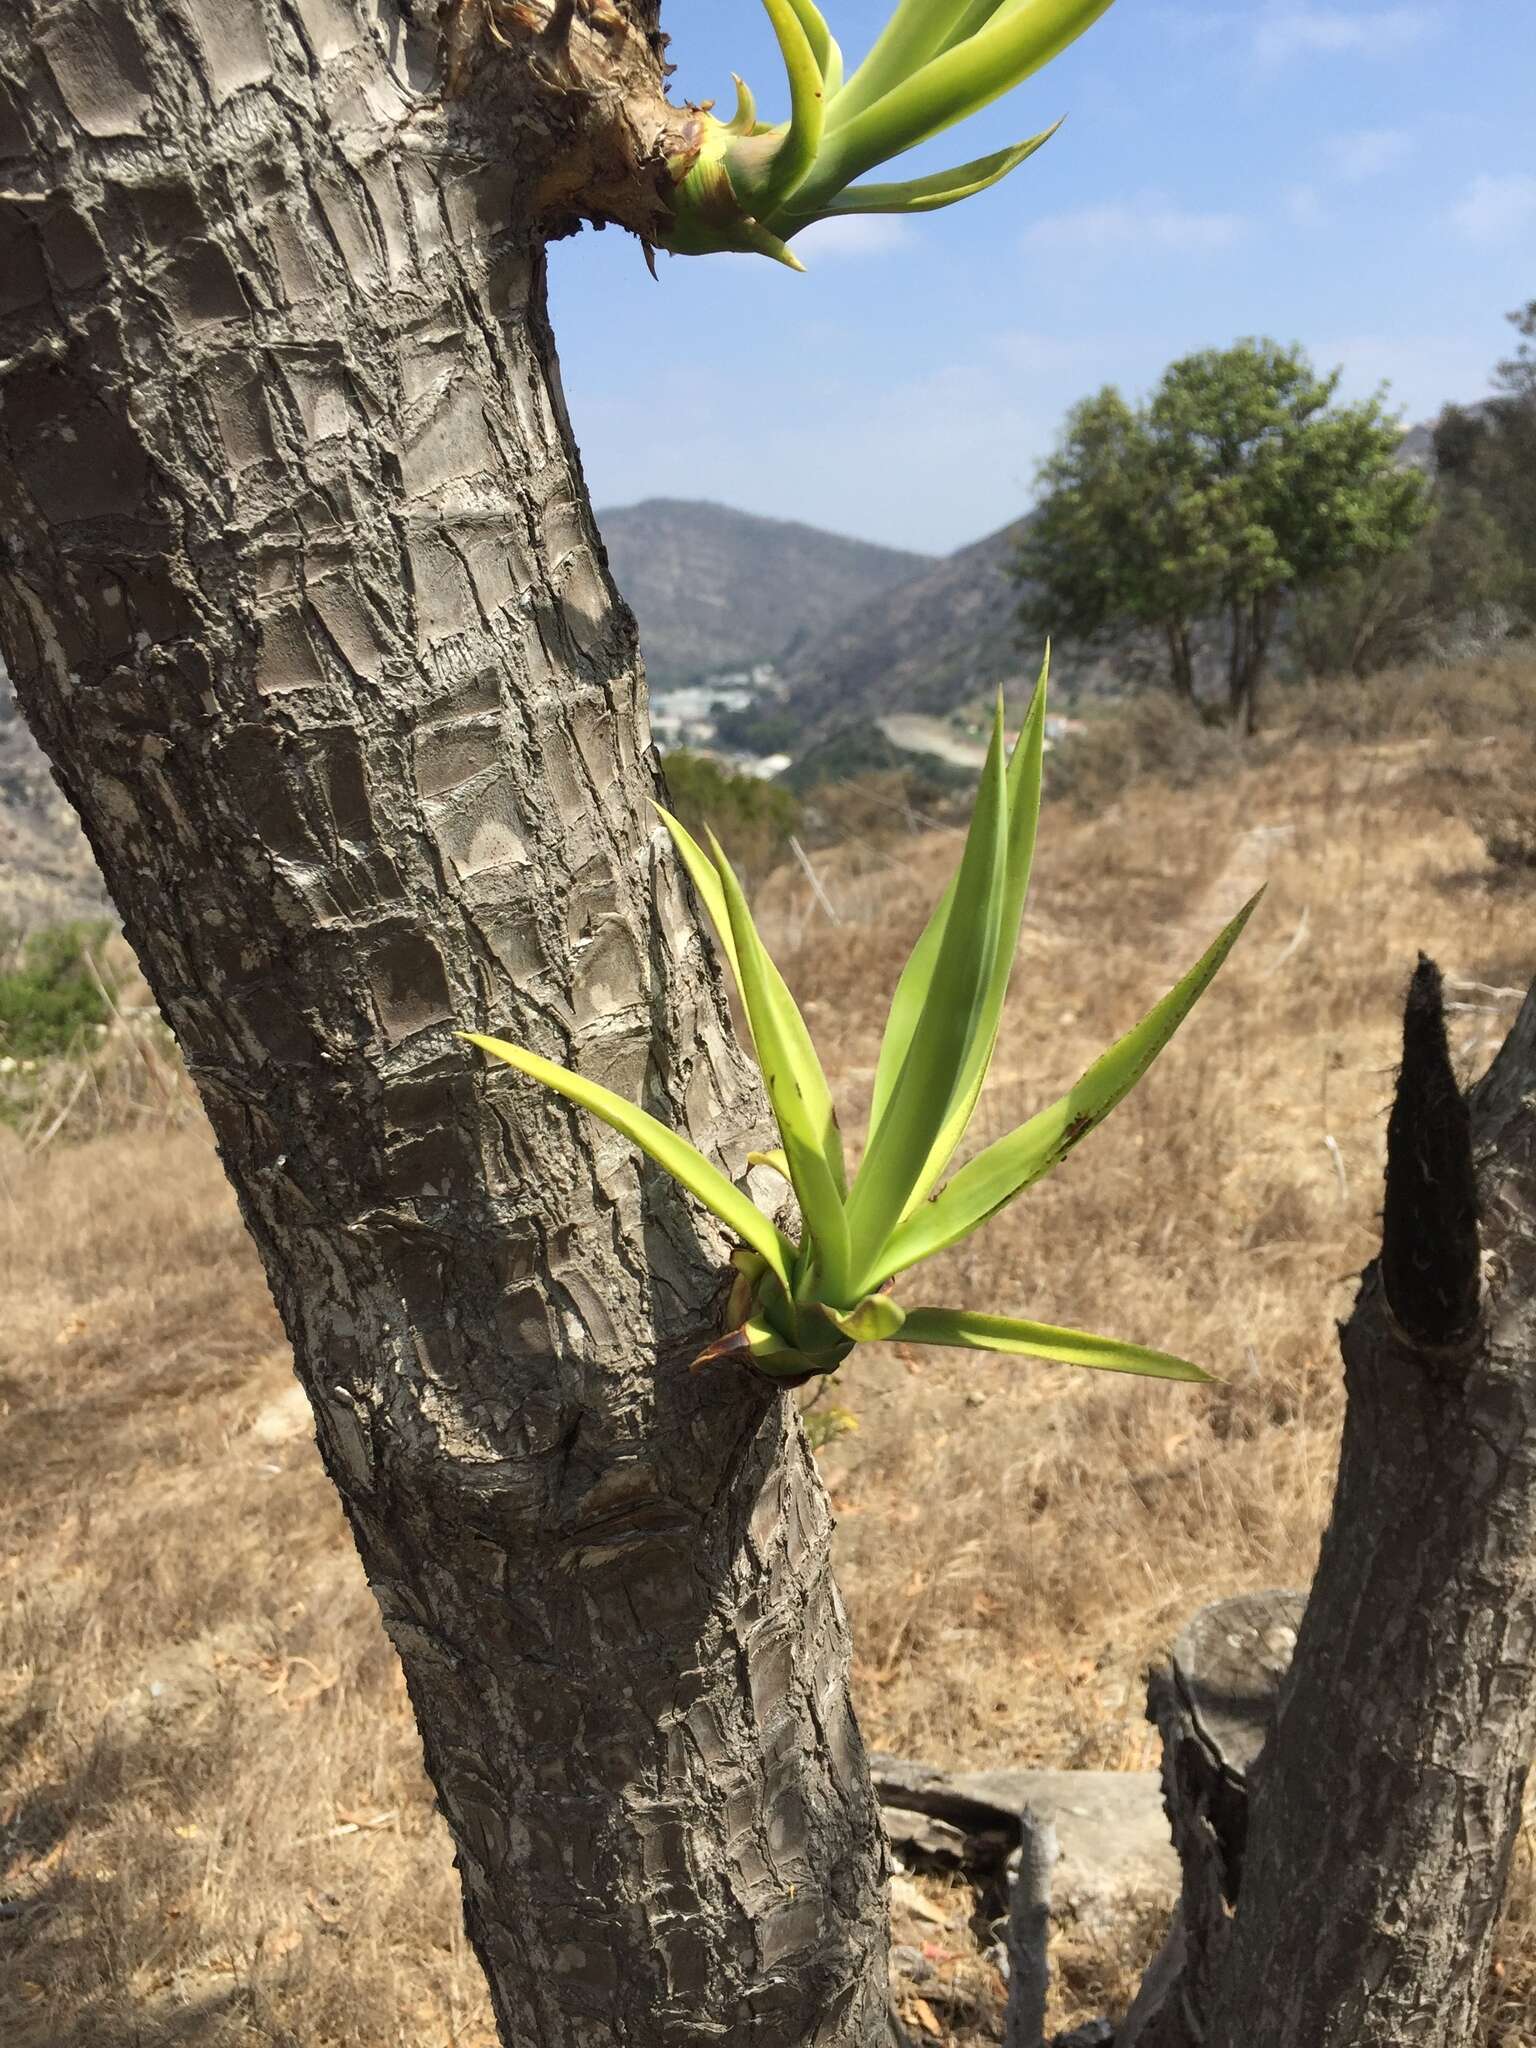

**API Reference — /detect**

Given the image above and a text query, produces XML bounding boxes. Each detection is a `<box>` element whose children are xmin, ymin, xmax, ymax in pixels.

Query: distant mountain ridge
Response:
<box><xmin>777</xmin><ymin>516</ymin><xmax>1135</xmax><ymax>737</ymax></box>
<box><xmin>775</xmin><ymin>408</ymin><xmax>1460</xmax><ymax>739</ymax></box>
<box><xmin>0</xmin><ymin>419</ymin><xmax>1469</xmax><ymax>926</ymax></box>
<box><xmin>777</xmin><ymin>519</ymin><xmax>1033</xmax><ymax>732</ymax></box>
<box><xmin>595</xmin><ymin>498</ymin><xmax>935</xmax><ymax>687</ymax></box>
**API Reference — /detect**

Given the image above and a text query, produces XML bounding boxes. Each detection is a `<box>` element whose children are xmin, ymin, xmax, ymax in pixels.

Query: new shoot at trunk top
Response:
<box><xmin>661</xmin><ymin>0</ymin><xmax>1116</xmax><ymax>269</ymax></box>
<box><xmin>464</xmin><ymin>655</ymin><xmax>1259</xmax><ymax>1385</ymax></box>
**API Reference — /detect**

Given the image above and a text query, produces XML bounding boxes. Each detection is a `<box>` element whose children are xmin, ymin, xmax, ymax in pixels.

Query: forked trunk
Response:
<box><xmin>0</xmin><ymin>5</ymin><xmax>889</xmax><ymax>2041</ymax></box>
<box><xmin>1122</xmin><ymin>960</ymin><xmax>1536</xmax><ymax>2048</ymax></box>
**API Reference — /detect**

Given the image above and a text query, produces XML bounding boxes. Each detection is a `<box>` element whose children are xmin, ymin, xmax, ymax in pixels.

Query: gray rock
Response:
<box><xmin>875</xmin><ymin>1757</ymin><xmax>1179</xmax><ymax>1931</ymax></box>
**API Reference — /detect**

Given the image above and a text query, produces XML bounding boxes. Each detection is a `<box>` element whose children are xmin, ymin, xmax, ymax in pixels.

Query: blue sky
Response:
<box><xmin>549</xmin><ymin>1</ymin><xmax>1535</xmax><ymax>555</ymax></box>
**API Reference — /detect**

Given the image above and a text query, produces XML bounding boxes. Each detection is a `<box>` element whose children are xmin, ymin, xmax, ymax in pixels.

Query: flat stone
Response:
<box><xmin>874</xmin><ymin>1757</ymin><xmax>1179</xmax><ymax>1930</ymax></box>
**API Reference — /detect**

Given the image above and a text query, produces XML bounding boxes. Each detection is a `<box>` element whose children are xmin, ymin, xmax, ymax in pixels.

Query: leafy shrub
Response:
<box><xmin>660</xmin><ymin>750</ymin><xmax>800</xmax><ymax>889</ymax></box>
<box><xmin>709</xmin><ymin>703</ymin><xmax>802</xmax><ymax>757</ymax></box>
<box><xmin>0</xmin><ymin>920</ymin><xmax>114</xmax><ymax>1060</ymax></box>
<box><xmin>782</xmin><ymin>720</ymin><xmax>974</xmax><ymax>798</ymax></box>
<box><xmin>1291</xmin><ymin>488</ymin><xmax>1522</xmax><ymax>681</ymax></box>
<box><xmin>800</xmin><ymin>769</ymin><xmax>971</xmax><ymax>854</ymax></box>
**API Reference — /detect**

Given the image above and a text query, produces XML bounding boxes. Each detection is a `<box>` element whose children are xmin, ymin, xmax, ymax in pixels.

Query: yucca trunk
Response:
<box><xmin>1121</xmin><ymin>961</ymin><xmax>1536</xmax><ymax>2048</ymax></box>
<box><xmin>0</xmin><ymin>4</ymin><xmax>889</xmax><ymax>2041</ymax></box>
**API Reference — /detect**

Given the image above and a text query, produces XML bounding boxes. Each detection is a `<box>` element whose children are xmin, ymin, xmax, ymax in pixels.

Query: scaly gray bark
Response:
<box><xmin>0</xmin><ymin>4</ymin><xmax>889</xmax><ymax>2041</ymax></box>
<box><xmin>1124</xmin><ymin>960</ymin><xmax>1536</xmax><ymax>2048</ymax></box>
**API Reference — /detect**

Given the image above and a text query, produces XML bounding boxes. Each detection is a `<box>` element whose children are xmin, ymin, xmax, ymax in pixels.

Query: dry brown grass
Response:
<box><xmin>4</xmin><ymin>658</ymin><xmax>1535</xmax><ymax>2045</ymax></box>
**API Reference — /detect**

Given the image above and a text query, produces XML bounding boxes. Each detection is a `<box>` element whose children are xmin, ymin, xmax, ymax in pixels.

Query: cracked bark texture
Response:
<box><xmin>1124</xmin><ymin>960</ymin><xmax>1536</xmax><ymax>2048</ymax></box>
<box><xmin>0</xmin><ymin>4</ymin><xmax>889</xmax><ymax>2041</ymax></box>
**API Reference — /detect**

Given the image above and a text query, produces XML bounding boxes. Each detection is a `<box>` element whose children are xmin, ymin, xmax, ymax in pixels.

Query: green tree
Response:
<box><xmin>1017</xmin><ymin>339</ymin><xmax>1431</xmax><ymax>731</ymax></box>
<box><xmin>1290</xmin><ymin>487</ymin><xmax>1517</xmax><ymax>679</ymax></box>
<box><xmin>1434</xmin><ymin>299</ymin><xmax>1536</xmax><ymax>622</ymax></box>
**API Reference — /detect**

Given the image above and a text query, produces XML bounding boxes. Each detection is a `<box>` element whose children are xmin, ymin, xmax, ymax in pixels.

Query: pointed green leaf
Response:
<box><xmin>656</xmin><ymin>802</ymin><xmax>743</xmax><ymax>986</ymax></box>
<box><xmin>798</xmin><ymin>126</ymin><xmax>1056</xmax><ymax>217</ymax></box>
<box><xmin>822</xmin><ymin>1293</ymin><xmax>907</xmax><ymax>1343</ymax></box>
<box><xmin>807</xmin><ymin>0</ymin><xmax>1113</xmax><ymax>202</ymax></box>
<box><xmin>872</xmin><ymin>891</ymin><xmax>1262</xmax><ymax>1285</ymax></box>
<box><xmin>866</xmin><ymin>872</ymin><xmax>956</xmax><ymax>1139</ymax></box>
<box><xmin>709</xmin><ymin>833</ymin><xmax>855</xmax><ymax>1300</ymax></box>
<box><xmin>899</xmin><ymin>1306</ymin><xmax>1211</xmax><ymax>1381</ymax></box>
<box><xmin>742</xmin><ymin>1325</ymin><xmax>822</xmax><ymax>1378</ymax></box>
<box><xmin>897</xmin><ymin>657</ymin><xmax>1049</xmax><ymax>1223</ymax></box>
<box><xmin>747</xmin><ymin>1147</ymin><xmax>792</xmax><ymax>1181</ymax></box>
<box><xmin>740</xmin><ymin>216</ymin><xmax>808</xmax><ymax>269</ymax></box>
<box><xmin>868</xmin><ymin>657</ymin><xmax>1048</xmax><ymax>1137</ymax></box>
<box><xmin>657</xmin><ymin>804</ymin><xmax>847</xmax><ymax>1198</ymax></box>
<box><xmin>725</xmin><ymin>73</ymin><xmax>758</xmax><ymax>134</ymax></box>
<box><xmin>460</xmin><ymin>1032</ymin><xmax>793</xmax><ymax>1290</ymax></box>
<box><xmin>845</xmin><ymin>697</ymin><xmax>1010</xmax><ymax>1274</ymax></box>
<box><xmin>865</xmin><ymin>655</ymin><xmax>1049</xmax><ymax>1242</ymax></box>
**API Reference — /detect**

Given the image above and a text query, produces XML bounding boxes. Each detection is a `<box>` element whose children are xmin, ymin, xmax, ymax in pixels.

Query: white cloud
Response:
<box><xmin>1326</xmin><ymin>127</ymin><xmax>1415</xmax><ymax>180</ymax></box>
<box><xmin>1253</xmin><ymin>6</ymin><xmax>1438</xmax><ymax>62</ymax></box>
<box><xmin>1024</xmin><ymin>199</ymin><xmax>1246</xmax><ymax>255</ymax></box>
<box><xmin>1316</xmin><ymin>332</ymin><xmax>1502</xmax><ymax>422</ymax></box>
<box><xmin>992</xmin><ymin>331</ymin><xmax>1123</xmax><ymax>377</ymax></box>
<box><xmin>1450</xmin><ymin>172</ymin><xmax>1536</xmax><ymax>245</ymax></box>
<box><xmin>1285</xmin><ymin>182</ymin><xmax>1326</xmax><ymax>226</ymax></box>
<box><xmin>791</xmin><ymin>215</ymin><xmax>916</xmax><ymax>260</ymax></box>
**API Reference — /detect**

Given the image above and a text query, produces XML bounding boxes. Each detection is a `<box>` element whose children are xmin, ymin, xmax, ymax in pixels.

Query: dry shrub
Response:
<box><xmin>1290</xmin><ymin>645</ymin><xmax>1536</xmax><ymax>745</ymax></box>
<box><xmin>4</xmin><ymin>668</ymin><xmax>1535</xmax><ymax>2045</ymax></box>
<box><xmin>1432</xmin><ymin>739</ymin><xmax>1536</xmax><ymax>882</ymax></box>
<box><xmin>1044</xmin><ymin>691</ymin><xmax>1242</xmax><ymax>813</ymax></box>
<box><xmin>0</xmin><ymin>1131</ymin><xmax>495</xmax><ymax>2048</ymax></box>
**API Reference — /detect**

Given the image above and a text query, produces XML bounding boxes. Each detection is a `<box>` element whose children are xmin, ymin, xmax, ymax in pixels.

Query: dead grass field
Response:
<box><xmin>3</xmin><ymin>665</ymin><xmax>1535</xmax><ymax>2045</ymax></box>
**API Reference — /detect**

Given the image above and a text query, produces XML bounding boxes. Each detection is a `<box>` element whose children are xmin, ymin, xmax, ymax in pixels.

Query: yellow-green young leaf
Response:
<box><xmin>801</xmin><ymin>125</ymin><xmax>1056</xmax><ymax>217</ymax></box>
<box><xmin>936</xmin><ymin>0</ymin><xmax>1014</xmax><ymax>56</ymax></box>
<box><xmin>895</xmin><ymin>658</ymin><xmax>1049</xmax><ymax>1226</ymax></box>
<box><xmin>845</xmin><ymin>697</ymin><xmax>1009</xmax><ymax>1272</ymax></box>
<box><xmin>872</xmin><ymin>890</ymin><xmax>1262</xmax><ymax>1285</ymax></box>
<box><xmin>867</xmin><ymin>656</ymin><xmax>1047</xmax><ymax>1140</ymax></box>
<box><xmin>709</xmin><ymin>833</ymin><xmax>855</xmax><ymax>1299</ymax></box>
<box><xmin>783</xmin><ymin>0</ymin><xmax>844</xmax><ymax>95</ymax></box>
<box><xmin>747</xmin><ymin>1148</ymin><xmax>792</xmax><ymax>1181</ymax></box>
<box><xmin>829</xmin><ymin>0</ymin><xmax>996</xmax><ymax>131</ymax></box>
<box><xmin>725</xmin><ymin>73</ymin><xmax>759</xmax><ymax>134</ymax></box>
<box><xmin>659</xmin><ymin>807</ymin><xmax>847</xmax><ymax>1200</ymax></box>
<box><xmin>822</xmin><ymin>1294</ymin><xmax>907</xmax><ymax>1343</ymax></box>
<box><xmin>753</xmin><ymin>0</ymin><xmax>826</xmax><ymax>211</ymax></box>
<box><xmin>460</xmin><ymin>1033</ymin><xmax>793</xmax><ymax>1290</ymax></box>
<box><xmin>866</xmin><ymin>869</ymin><xmax>955</xmax><ymax>1137</ymax></box>
<box><xmin>655</xmin><ymin>804</ymin><xmax>743</xmax><ymax>987</ymax></box>
<box><xmin>899</xmin><ymin>1306</ymin><xmax>1211</xmax><ymax>1381</ymax></box>
<box><xmin>809</xmin><ymin>0</ymin><xmax>1114</xmax><ymax>200</ymax></box>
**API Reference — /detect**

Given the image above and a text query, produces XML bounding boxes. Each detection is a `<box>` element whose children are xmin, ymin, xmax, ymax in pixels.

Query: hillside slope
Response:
<box><xmin>778</xmin><ymin>516</ymin><xmax>1136</xmax><ymax>735</ymax></box>
<box><xmin>596</xmin><ymin>498</ymin><xmax>935</xmax><ymax>686</ymax></box>
<box><xmin>779</xmin><ymin>411</ymin><xmax>1461</xmax><ymax>737</ymax></box>
<box><xmin>778</xmin><ymin>519</ymin><xmax>1033</xmax><ymax>730</ymax></box>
